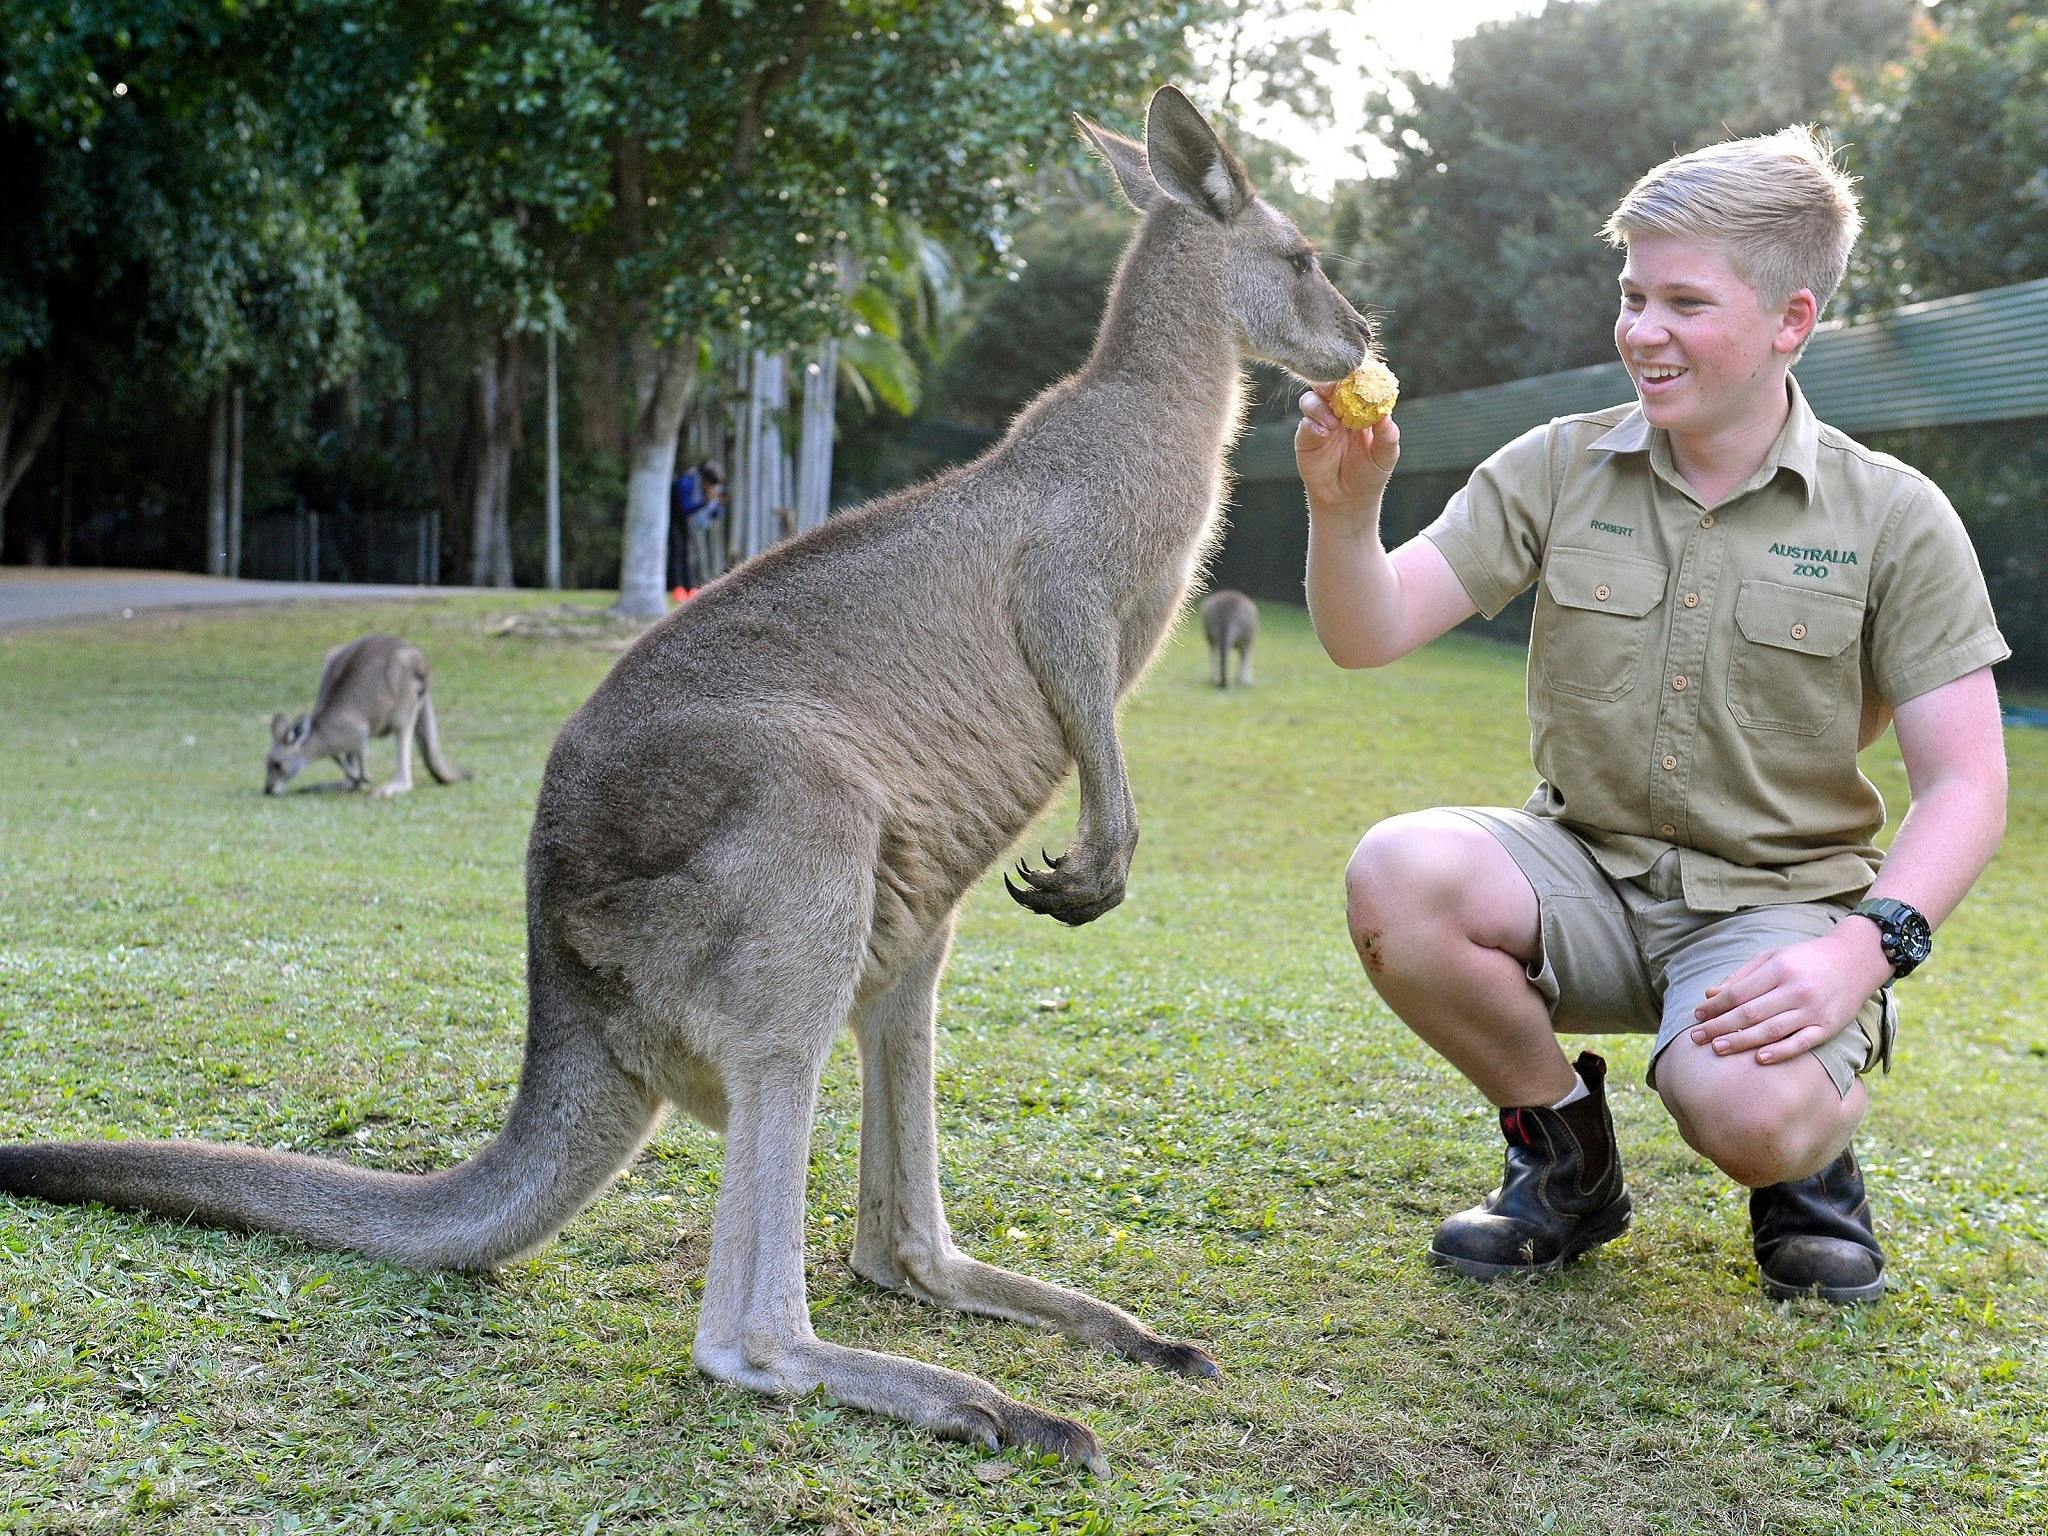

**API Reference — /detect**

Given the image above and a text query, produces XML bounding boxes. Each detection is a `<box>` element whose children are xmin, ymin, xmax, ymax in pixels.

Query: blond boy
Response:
<box><xmin>1298</xmin><ymin>128</ymin><xmax>2007</xmax><ymax>1302</ymax></box>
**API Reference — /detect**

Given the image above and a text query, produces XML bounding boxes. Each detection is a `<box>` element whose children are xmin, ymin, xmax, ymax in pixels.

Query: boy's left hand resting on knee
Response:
<box><xmin>1689</xmin><ymin>923</ymin><xmax>1894</xmax><ymax>1065</ymax></box>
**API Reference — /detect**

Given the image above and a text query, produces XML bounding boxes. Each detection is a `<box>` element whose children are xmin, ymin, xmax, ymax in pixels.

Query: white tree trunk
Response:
<box><xmin>795</xmin><ymin>338</ymin><xmax>837</xmax><ymax>533</ymax></box>
<box><xmin>207</xmin><ymin>390</ymin><xmax>229</xmax><ymax>576</ymax></box>
<box><xmin>732</xmin><ymin>348</ymin><xmax>789</xmax><ymax>563</ymax></box>
<box><xmin>616</xmin><ymin>327</ymin><xmax>695</xmax><ymax>618</ymax></box>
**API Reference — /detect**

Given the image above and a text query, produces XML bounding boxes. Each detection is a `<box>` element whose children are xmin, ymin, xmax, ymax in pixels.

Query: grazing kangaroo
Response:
<box><xmin>0</xmin><ymin>89</ymin><xmax>1370</xmax><ymax>1471</ymax></box>
<box><xmin>1200</xmin><ymin>589</ymin><xmax>1259</xmax><ymax>688</ymax></box>
<box><xmin>264</xmin><ymin>634</ymin><xmax>468</xmax><ymax>798</ymax></box>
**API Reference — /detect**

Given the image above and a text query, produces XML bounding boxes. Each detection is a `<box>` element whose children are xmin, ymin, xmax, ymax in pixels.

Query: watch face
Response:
<box><xmin>1897</xmin><ymin>912</ymin><xmax>1933</xmax><ymax>966</ymax></box>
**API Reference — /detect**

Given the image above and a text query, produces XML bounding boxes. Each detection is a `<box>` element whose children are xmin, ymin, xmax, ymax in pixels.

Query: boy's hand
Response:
<box><xmin>1690</xmin><ymin>921</ymin><xmax>1895</xmax><ymax>1065</ymax></box>
<box><xmin>1296</xmin><ymin>383</ymin><xmax>1400</xmax><ymax>523</ymax></box>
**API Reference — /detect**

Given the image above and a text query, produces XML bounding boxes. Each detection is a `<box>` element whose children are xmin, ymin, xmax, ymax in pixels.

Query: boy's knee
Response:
<box><xmin>1661</xmin><ymin>1060</ymin><xmax>1853</xmax><ymax>1187</ymax></box>
<box><xmin>1345</xmin><ymin>816</ymin><xmax>1471</xmax><ymax>932</ymax></box>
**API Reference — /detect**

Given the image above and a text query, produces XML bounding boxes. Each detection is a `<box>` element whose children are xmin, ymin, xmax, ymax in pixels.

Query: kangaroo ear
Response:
<box><xmin>1143</xmin><ymin>85</ymin><xmax>1253</xmax><ymax>222</ymax></box>
<box><xmin>1075</xmin><ymin>115</ymin><xmax>1160</xmax><ymax>213</ymax></box>
<box><xmin>270</xmin><ymin>713</ymin><xmax>291</xmax><ymax>742</ymax></box>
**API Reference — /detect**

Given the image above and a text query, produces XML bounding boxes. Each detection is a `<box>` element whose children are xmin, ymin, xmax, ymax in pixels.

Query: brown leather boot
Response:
<box><xmin>1751</xmin><ymin>1146</ymin><xmax>1885</xmax><ymax>1304</ymax></box>
<box><xmin>1428</xmin><ymin>1051</ymin><xmax>1632</xmax><ymax>1279</ymax></box>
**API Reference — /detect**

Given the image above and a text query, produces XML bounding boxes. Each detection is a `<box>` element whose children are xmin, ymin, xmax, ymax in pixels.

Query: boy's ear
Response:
<box><xmin>1774</xmin><ymin>287</ymin><xmax>1820</xmax><ymax>356</ymax></box>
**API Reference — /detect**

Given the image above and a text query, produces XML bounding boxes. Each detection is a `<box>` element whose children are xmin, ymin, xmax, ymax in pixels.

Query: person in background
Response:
<box><xmin>669</xmin><ymin>458</ymin><xmax>723</xmax><ymax>593</ymax></box>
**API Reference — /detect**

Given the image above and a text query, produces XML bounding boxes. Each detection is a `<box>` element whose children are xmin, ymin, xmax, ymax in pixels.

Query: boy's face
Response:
<box><xmin>1614</xmin><ymin>232</ymin><xmax>1814</xmax><ymax>442</ymax></box>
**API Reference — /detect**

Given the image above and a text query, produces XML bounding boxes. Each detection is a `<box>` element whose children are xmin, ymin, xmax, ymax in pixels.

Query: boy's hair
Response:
<box><xmin>1601</xmin><ymin>125</ymin><xmax>1860</xmax><ymax>315</ymax></box>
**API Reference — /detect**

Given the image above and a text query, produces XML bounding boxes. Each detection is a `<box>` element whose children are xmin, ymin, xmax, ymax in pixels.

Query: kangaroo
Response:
<box><xmin>264</xmin><ymin>634</ymin><xmax>468</xmax><ymax>798</ymax></box>
<box><xmin>0</xmin><ymin>89</ymin><xmax>1371</xmax><ymax>1471</ymax></box>
<box><xmin>1200</xmin><ymin>589</ymin><xmax>1258</xmax><ymax>688</ymax></box>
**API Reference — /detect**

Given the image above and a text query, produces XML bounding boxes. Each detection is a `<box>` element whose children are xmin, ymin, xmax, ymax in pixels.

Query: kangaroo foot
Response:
<box><xmin>1004</xmin><ymin>847</ymin><xmax>1127</xmax><ymax>926</ymax></box>
<box><xmin>370</xmin><ymin>780</ymin><xmax>413</xmax><ymax>799</ymax></box>
<box><xmin>694</xmin><ymin>1331</ymin><xmax>1109</xmax><ymax>1474</ymax></box>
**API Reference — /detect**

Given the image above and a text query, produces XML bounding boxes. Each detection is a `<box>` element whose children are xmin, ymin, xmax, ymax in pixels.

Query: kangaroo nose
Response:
<box><xmin>1348</xmin><ymin>308</ymin><xmax>1373</xmax><ymax>350</ymax></box>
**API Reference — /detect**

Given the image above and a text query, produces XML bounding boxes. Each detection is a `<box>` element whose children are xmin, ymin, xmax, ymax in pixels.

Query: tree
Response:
<box><xmin>597</xmin><ymin>0</ymin><xmax>1203</xmax><ymax>616</ymax></box>
<box><xmin>1836</xmin><ymin>0</ymin><xmax>2048</xmax><ymax>309</ymax></box>
<box><xmin>1338</xmin><ymin>0</ymin><xmax>1919</xmax><ymax>395</ymax></box>
<box><xmin>366</xmin><ymin>0</ymin><xmax>617</xmax><ymax>588</ymax></box>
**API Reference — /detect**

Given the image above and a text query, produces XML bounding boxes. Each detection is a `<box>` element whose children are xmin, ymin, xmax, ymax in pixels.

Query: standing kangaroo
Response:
<box><xmin>0</xmin><ymin>89</ymin><xmax>1371</xmax><ymax>1471</ymax></box>
<box><xmin>264</xmin><ymin>634</ymin><xmax>467</xmax><ymax>798</ymax></box>
<box><xmin>1200</xmin><ymin>589</ymin><xmax>1259</xmax><ymax>688</ymax></box>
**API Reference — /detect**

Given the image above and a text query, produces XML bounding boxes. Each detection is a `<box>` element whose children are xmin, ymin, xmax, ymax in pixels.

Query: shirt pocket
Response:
<box><xmin>1538</xmin><ymin>547</ymin><xmax>1669</xmax><ymax>702</ymax></box>
<box><xmin>1727</xmin><ymin>579</ymin><xmax>1864</xmax><ymax>735</ymax></box>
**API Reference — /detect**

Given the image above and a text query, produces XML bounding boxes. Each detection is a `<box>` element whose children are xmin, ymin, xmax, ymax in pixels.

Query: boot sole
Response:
<box><xmin>1760</xmin><ymin>1272</ymin><xmax>1885</xmax><ymax>1304</ymax></box>
<box><xmin>1426</xmin><ymin>1198</ymin><xmax>1633</xmax><ymax>1281</ymax></box>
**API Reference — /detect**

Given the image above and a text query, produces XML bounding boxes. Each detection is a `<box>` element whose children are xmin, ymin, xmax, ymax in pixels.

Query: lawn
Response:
<box><xmin>1</xmin><ymin>594</ymin><xmax>2042</xmax><ymax>1535</ymax></box>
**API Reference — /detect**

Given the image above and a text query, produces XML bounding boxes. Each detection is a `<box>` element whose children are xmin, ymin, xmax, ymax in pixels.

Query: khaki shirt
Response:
<box><xmin>1422</xmin><ymin>377</ymin><xmax>2009</xmax><ymax>912</ymax></box>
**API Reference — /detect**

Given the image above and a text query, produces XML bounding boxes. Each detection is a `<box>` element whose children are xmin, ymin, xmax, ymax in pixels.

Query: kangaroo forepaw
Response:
<box><xmin>1003</xmin><ymin>852</ymin><xmax>1126</xmax><ymax>927</ymax></box>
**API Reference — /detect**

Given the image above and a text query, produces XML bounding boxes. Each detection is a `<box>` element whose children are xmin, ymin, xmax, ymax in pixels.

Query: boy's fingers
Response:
<box><xmin>1297</xmin><ymin>388</ymin><xmax>1340</xmax><ymax>433</ymax></box>
<box><xmin>1755</xmin><ymin>1025</ymin><xmax>1827</xmax><ymax>1065</ymax></box>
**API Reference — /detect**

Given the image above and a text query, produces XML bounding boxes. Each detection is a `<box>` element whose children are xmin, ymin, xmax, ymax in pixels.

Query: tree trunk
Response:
<box><xmin>468</xmin><ymin>332</ymin><xmax>523</xmax><ymax>588</ymax></box>
<box><xmin>615</xmin><ymin>322</ymin><xmax>695</xmax><ymax>618</ymax></box>
<box><xmin>1</xmin><ymin>373</ymin><xmax>64</xmax><ymax>562</ymax></box>
<box><xmin>544</xmin><ymin>327</ymin><xmax>561</xmax><ymax>590</ymax></box>
<box><xmin>227</xmin><ymin>386</ymin><xmax>245</xmax><ymax>578</ymax></box>
<box><xmin>796</xmin><ymin>338</ymin><xmax>837</xmax><ymax>534</ymax></box>
<box><xmin>207</xmin><ymin>389</ymin><xmax>229</xmax><ymax>575</ymax></box>
<box><xmin>731</xmin><ymin>348</ymin><xmax>789</xmax><ymax>564</ymax></box>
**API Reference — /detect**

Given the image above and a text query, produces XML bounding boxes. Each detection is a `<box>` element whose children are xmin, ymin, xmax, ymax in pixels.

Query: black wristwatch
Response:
<box><xmin>1850</xmin><ymin>898</ymin><xmax>1932</xmax><ymax>979</ymax></box>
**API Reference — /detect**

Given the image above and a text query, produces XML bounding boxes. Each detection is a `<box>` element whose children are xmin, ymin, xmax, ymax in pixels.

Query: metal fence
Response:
<box><xmin>238</xmin><ymin>505</ymin><xmax>442</xmax><ymax>586</ymax></box>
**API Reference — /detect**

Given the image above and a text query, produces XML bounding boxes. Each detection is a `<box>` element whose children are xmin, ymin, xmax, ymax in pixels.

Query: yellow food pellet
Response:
<box><xmin>1331</xmin><ymin>357</ymin><xmax>1399</xmax><ymax>429</ymax></box>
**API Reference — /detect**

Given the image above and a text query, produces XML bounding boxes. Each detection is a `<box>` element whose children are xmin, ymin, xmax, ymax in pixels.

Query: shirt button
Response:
<box><xmin>1595</xmin><ymin>584</ymin><xmax>1611</xmax><ymax>601</ymax></box>
<box><xmin>1672</xmin><ymin>675</ymin><xmax>1689</xmax><ymax>692</ymax></box>
<box><xmin>1683</xmin><ymin>592</ymin><xmax>1700</xmax><ymax>608</ymax></box>
<box><xmin>1662</xmin><ymin>755</ymin><xmax>1678</xmax><ymax>771</ymax></box>
<box><xmin>1700</xmin><ymin>514</ymin><xmax>1715</xmax><ymax>528</ymax></box>
<box><xmin>1791</xmin><ymin>622</ymin><xmax>1807</xmax><ymax>640</ymax></box>
<box><xmin>1659</xmin><ymin>823</ymin><xmax>1677</xmax><ymax>838</ymax></box>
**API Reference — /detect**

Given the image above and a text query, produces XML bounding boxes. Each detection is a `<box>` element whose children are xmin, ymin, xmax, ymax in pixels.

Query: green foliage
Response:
<box><xmin>929</xmin><ymin>203</ymin><xmax>1134</xmax><ymax>430</ymax></box>
<box><xmin>603</xmin><ymin>0</ymin><xmax>1202</xmax><ymax>352</ymax></box>
<box><xmin>1339</xmin><ymin>0</ymin><xmax>1917</xmax><ymax>395</ymax></box>
<box><xmin>1838</xmin><ymin>0</ymin><xmax>2048</xmax><ymax>308</ymax></box>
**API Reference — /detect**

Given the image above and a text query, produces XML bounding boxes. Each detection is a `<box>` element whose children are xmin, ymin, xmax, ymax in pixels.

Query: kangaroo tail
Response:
<box><xmin>0</xmin><ymin>1006</ymin><xmax>661</xmax><ymax>1272</ymax></box>
<box><xmin>417</xmin><ymin>692</ymin><xmax>469</xmax><ymax>784</ymax></box>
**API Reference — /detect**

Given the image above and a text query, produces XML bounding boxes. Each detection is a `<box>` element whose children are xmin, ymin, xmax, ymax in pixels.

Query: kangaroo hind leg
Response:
<box><xmin>686</xmin><ymin>849</ymin><xmax>1108</xmax><ymax>1471</ymax></box>
<box><xmin>372</xmin><ymin>694</ymin><xmax>421</xmax><ymax>799</ymax></box>
<box><xmin>849</xmin><ymin>915</ymin><xmax>1219</xmax><ymax>1381</ymax></box>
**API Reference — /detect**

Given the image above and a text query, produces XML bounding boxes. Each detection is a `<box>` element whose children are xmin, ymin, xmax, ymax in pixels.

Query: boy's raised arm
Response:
<box><xmin>1297</xmin><ymin>387</ymin><xmax>1478</xmax><ymax>668</ymax></box>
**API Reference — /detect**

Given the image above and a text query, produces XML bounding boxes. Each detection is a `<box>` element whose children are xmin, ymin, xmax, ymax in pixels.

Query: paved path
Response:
<box><xmin>0</xmin><ymin>569</ymin><xmax>453</xmax><ymax>630</ymax></box>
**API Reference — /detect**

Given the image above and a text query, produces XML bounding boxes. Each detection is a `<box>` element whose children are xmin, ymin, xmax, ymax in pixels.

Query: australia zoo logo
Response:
<box><xmin>1769</xmin><ymin>541</ymin><xmax>1859</xmax><ymax>580</ymax></box>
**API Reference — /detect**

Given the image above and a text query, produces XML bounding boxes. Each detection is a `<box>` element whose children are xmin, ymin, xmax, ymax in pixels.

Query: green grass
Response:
<box><xmin>1</xmin><ymin>595</ymin><xmax>2043</xmax><ymax>1535</ymax></box>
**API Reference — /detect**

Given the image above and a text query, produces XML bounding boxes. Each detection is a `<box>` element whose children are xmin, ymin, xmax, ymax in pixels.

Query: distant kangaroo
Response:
<box><xmin>264</xmin><ymin>634</ymin><xmax>467</xmax><ymax>798</ymax></box>
<box><xmin>1</xmin><ymin>89</ymin><xmax>1371</xmax><ymax>1471</ymax></box>
<box><xmin>1200</xmin><ymin>589</ymin><xmax>1258</xmax><ymax>688</ymax></box>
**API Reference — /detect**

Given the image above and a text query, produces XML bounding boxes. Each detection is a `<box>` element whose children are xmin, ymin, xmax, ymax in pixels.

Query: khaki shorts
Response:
<box><xmin>1446</xmin><ymin>807</ymin><xmax>1896</xmax><ymax>1100</ymax></box>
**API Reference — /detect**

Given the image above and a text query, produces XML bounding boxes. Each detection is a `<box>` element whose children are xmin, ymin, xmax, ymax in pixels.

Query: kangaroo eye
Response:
<box><xmin>1288</xmin><ymin>252</ymin><xmax>1315</xmax><ymax>276</ymax></box>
